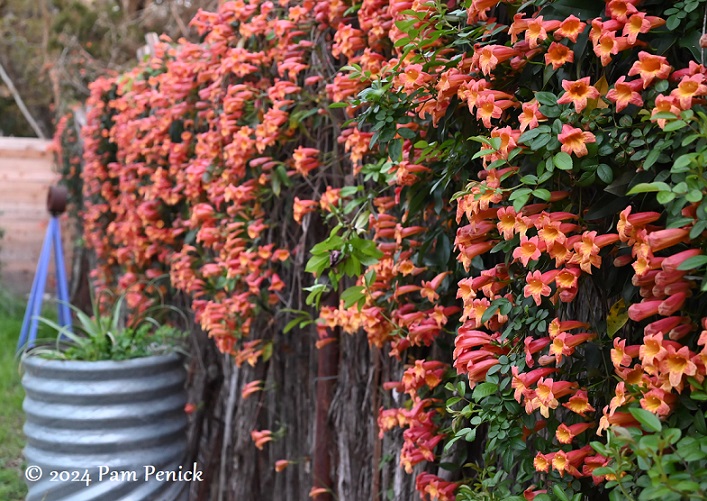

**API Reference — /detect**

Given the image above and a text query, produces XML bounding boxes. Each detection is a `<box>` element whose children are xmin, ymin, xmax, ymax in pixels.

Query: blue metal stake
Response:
<box><xmin>17</xmin><ymin>216</ymin><xmax>73</xmax><ymax>351</ymax></box>
<box><xmin>52</xmin><ymin>217</ymin><xmax>72</xmax><ymax>326</ymax></box>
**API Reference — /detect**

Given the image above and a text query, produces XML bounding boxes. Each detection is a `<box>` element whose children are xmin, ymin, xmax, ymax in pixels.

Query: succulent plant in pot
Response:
<box><xmin>20</xmin><ymin>289</ymin><xmax>191</xmax><ymax>501</ymax></box>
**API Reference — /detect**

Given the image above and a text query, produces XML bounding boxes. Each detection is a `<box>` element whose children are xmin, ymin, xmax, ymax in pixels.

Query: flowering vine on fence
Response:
<box><xmin>64</xmin><ymin>0</ymin><xmax>707</xmax><ymax>498</ymax></box>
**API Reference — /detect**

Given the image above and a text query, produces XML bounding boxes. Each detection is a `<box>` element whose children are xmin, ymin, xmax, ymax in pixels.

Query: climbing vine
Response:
<box><xmin>67</xmin><ymin>0</ymin><xmax>707</xmax><ymax>499</ymax></box>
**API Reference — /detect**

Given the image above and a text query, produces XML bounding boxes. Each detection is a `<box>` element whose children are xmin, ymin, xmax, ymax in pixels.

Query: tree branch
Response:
<box><xmin>0</xmin><ymin>61</ymin><xmax>46</xmax><ymax>138</ymax></box>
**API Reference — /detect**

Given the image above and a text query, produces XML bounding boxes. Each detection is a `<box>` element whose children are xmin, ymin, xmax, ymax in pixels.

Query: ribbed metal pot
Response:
<box><xmin>22</xmin><ymin>353</ymin><xmax>189</xmax><ymax>501</ymax></box>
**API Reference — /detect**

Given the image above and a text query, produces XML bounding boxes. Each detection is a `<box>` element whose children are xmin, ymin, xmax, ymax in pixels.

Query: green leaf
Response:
<box><xmin>643</xmin><ymin>148</ymin><xmax>662</xmax><ymax>169</ymax></box>
<box><xmin>553</xmin><ymin>486</ymin><xmax>570</xmax><ymax>501</ymax></box>
<box><xmin>397</xmin><ymin>127</ymin><xmax>416</xmax><ymax>139</ymax></box>
<box><xmin>393</xmin><ymin>36</ymin><xmax>411</xmax><ymax>47</ymax></box>
<box><xmin>473</xmin><ymin>148</ymin><xmax>496</xmax><ymax>159</ymax></box>
<box><xmin>388</xmin><ymin>138</ymin><xmax>403</xmax><ymax>161</ymax></box>
<box><xmin>509</xmin><ymin>187</ymin><xmax>533</xmax><ymax>201</ymax></box>
<box><xmin>597</xmin><ymin>164</ymin><xmax>613</xmax><ymax>183</ymax></box>
<box><xmin>553</xmin><ymin>151</ymin><xmax>573</xmax><ymax>171</ymax></box>
<box><xmin>677</xmin><ymin>255</ymin><xmax>707</xmax><ymax>270</ymax></box>
<box><xmin>652</xmin><ymin>111</ymin><xmax>678</xmax><ymax>120</ymax></box>
<box><xmin>656</xmin><ymin>191</ymin><xmax>676</xmax><ymax>204</ymax></box>
<box><xmin>519</xmin><ymin>128</ymin><xmax>542</xmax><ymax>144</ymax></box>
<box><xmin>532</xmin><ymin>188</ymin><xmax>552</xmax><ymax>201</ymax></box>
<box><xmin>663</xmin><ymin>120</ymin><xmax>687</xmax><ymax>132</ymax></box>
<box><xmin>629</xmin><ymin>407</ymin><xmax>662</xmax><ymax>433</ymax></box>
<box><xmin>283</xmin><ymin>316</ymin><xmax>306</xmax><ymax>334</ymax></box>
<box><xmin>535</xmin><ymin>91</ymin><xmax>557</xmax><ymax>106</ymax></box>
<box><xmin>691</xmin><ymin>220</ymin><xmax>707</xmax><ymax>239</ymax></box>
<box><xmin>626</xmin><ymin>182</ymin><xmax>672</xmax><ymax>195</ymax></box>
<box><xmin>304</xmin><ymin>283</ymin><xmax>328</xmax><ymax>306</ymax></box>
<box><xmin>673</xmin><ymin>154</ymin><xmax>693</xmax><ymax>173</ymax></box>
<box><xmin>305</xmin><ymin>254</ymin><xmax>330</xmax><ymax>276</ymax></box>
<box><xmin>341</xmin><ymin>285</ymin><xmax>366</xmax><ymax>309</ymax></box>
<box><xmin>480</xmin><ymin>300</ymin><xmax>502</xmax><ymax>324</ymax></box>
<box><xmin>513</xmin><ymin>194</ymin><xmax>530</xmax><ymax>212</ymax></box>
<box><xmin>686</xmin><ymin>189</ymin><xmax>703</xmax><ymax>203</ymax></box>
<box><xmin>472</xmin><ymin>382</ymin><xmax>498</xmax><ymax>401</ymax></box>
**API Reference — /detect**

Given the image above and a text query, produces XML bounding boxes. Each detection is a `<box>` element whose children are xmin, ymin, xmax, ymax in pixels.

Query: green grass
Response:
<box><xmin>0</xmin><ymin>297</ymin><xmax>27</xmax><ymax>501</ymax></box>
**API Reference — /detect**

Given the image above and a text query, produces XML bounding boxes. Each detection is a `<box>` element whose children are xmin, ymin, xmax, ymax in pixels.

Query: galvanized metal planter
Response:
<box><xmin>22</xmin><ymin>353</ymin><xmax>188</xmax><ymax>501</ymax></box>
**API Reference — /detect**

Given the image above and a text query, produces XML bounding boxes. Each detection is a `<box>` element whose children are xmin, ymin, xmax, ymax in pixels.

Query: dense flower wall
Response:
<box><xmin>72</xmin><ymin>0</ymin><xmax>707</xmax><ymax>499</ymax></box>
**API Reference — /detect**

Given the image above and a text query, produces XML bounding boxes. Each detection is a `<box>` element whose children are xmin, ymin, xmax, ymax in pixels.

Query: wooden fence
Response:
<box><xmin>0</xmin><ymin>137</ymin><xmax>70</xmax><ymax>296</ymax></box>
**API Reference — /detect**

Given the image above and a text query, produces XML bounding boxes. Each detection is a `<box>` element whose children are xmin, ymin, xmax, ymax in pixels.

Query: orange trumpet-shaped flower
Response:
<box><xmin>644</xmin><ymin>316</ymin><xmax>688</xmax><ymax>337</ymax></box>
<box><xmin>597</xmin><ymin>409</ymin><xmax>640</xmax><ymax>435</ymax></box>
<box><xmin>569</xmin><ymin>231</ymin><xmax>604</xmax><ymax>274</ymax></box>
<box><xmin>550</xmin><ymin>332</ymin><xmax>595</xmax><ymax>363</ymax></box>
<box><xmin>609</xmin><ymin>381</ymin><xmax>632</xmax><ymax>415</ymax></box>
<box><xmin>394</xmin><ymin>285</ymin><xmax>422</xmax><ymax>299</ymax></box>
<box><xmin>606</xmin><ymin>76</ymin><xmax>644</xmax><ymax>112</ymax></box>
<box><xmin>617</xmin><ymin>207</ymin><xmax>661</xmax><ymax>242</ymax></box>
<box><xmin>558</xmin><ymin>124</ymin><xmax>596</xmax><ymax>157</ymax></box>
<box><xmin>556</xmin><ymin>422</ymin><xmax>595</xmax><ymax>444</ymax></box>
<box><xmin>524</xmin><ymin>270</ymin><xmax>553</xmax><ymax>306</ymax></box>
<box><xmin>251</xmin><ymin>429</ymin><xmax>274</xmax><ymax>450</ymax></box>
<box><xmin>661</xmin><ymin>249</ymin><xmax>703</xmax><ymax>272</ymax></box>
<box><xmin>242</xmin><ymin>380</ymin><xmax>264</xmax><ymax>399</ymax></box>
<box><xmin>293</xmin><ymin>197</ymin><xmax>319</xmax><ymax>224</ymax></box>
<box><xmin>548</xmin><ymin>241</ymin><xmax>573</xmax><ymax>267</ymax></box>
<box><xmin>671</xmin><ymin>74</ymin><xmax>707</xmax><ymax>108</ymax></box>
<box><xmin>536</xmin><ymin>216</ymin><xmax>566</xmax><ymax>247</ymax></box>
<box><xmin>551</xmin><ymin>450</ymin><xmax>579</xmax><ymax>477</ymax></box>
<box><xmin>496</xmin><ymin>206</ymin><xmax>518</xmax><ymax>239</ymax></box>
<box><xmin>607</xmin><ymin>0</ymin><xmax>638</xmax><ymax>22</ymax></box>
<box><xmin>583</xmin><ymin>454</ymin><xmax>610</xmax><ymax>483</ymax></box>
<box><xmin>628</xmin><ymin>300</ymin><xmax>661</xmax><ymax>322</ymax></box>
<box><xmin>420</xmin><ymin>271</ymin><xmax>451</xmax><ymax>302</ymax></box>
<box><xmin>292</xmin><ymin>146</ymin><xmax>321</xmax><ymax>176</ymax></box>
<box><xmin>623</xmin><ymin>13</ymin><xmax>665</xmax><ymax>45</ymax></box>
<box><xmin>658</xmin><ymin>292</ymin><xmax>687</xmax><ymax>316</ymax></box>
<box><xmin>647</xmin><ymin>228</ymin><xmax>689</xmax><ymax>252</ymax></box>
<box><xmin>529</xmin><ymin>378</ymin><xmax>577</xmax><ymax>418</ymax></box>
<box><xmin>474</xmin><ymin>45</ymin><xmax>517</xmax><ymax>76</ymax></box>
<box><xmin>524</xmin><ymin>336</ymin><xmax>552</xmax><ymax>368</ymax></box>
<box><xmin>628</xmin><ymin>51</ymin><xmax>672</xmax><ymax>88</ymax></box>
<box><xmin>475</xmin><ymin>93</ymin><xmax>515</xmax><ymax>128</ymax></box>
<box><xmin>519</xmin><ymin>100</ymin><xmax>545</xmax><ymax>132</ymax></box>
<box><xmin>513</xmin><ymin>235</ymin><xmax>542</xmax><ymax>266</ymax></box>
<box><xmin>534</xmin><ymin>452</ymin><xmax>553</xmax><ymax>473</ymax></box>
<box><xmin>511</xmin><ymin>366</ymin><xmax>557</xmax><ymax>402</ymax></box>
<box><xmin>524</xmin><ymin>16</ymin><xmax>560</xmax><ymax>49</ymax></box>
<box><xmin>554</xmin><ymin>267</ymin><xmax>581</xmax><ymax>291</ymax></box>
<box><xmin>652</xmin><ymin>94</ymin><xmax>682</xmax><ymax>128</ymax></box>
<box><xmin>555</xmin><ymin>15</ymin><xmax>586</xmax><ymax>43</ymax></box>
<box><xmin>453</xmin><ymin>328</ymin><xmax>495</xmax><ymax>356</ymax></box>
<box><xmin>640</xmin><ymin>331</ymin><xmax>668</xmax><ymax>367</ymax></box>
<box><xmin>593</xmin><ymin>31</ymin><xmax>622</xmax><ymax>67</ymax></box>
<box><xmin>457</xmin><ymin>241</ymin><xmax>497</xmax><ymax>271</ymax></box>
<box><xmin>548</xmin><ymin>318</ymin><xmax>589</xmax><ymax>338</ymax></box>
<box><xmin>557</xmin><ymin>77</ymin><xmax>601</xmax><ymax>113</ymax></box>
<box><xmin>611</xmin><ymin>338</ymin><xmax>641</xmax><ymax>368</ymax></box>
<box><xmin>660</xmin><ymin>345</ymin><xmax>697</xmax><ymax>388</ymax></box>
<box><xmin>640</xmin><ymin>387</ymin><xmax>674</xmax><ymax>417</ymax></box>
<box><xmin>563</xmin><ymin>389</ymin><xmax>595</xmax><ymax>416</ymax></box>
